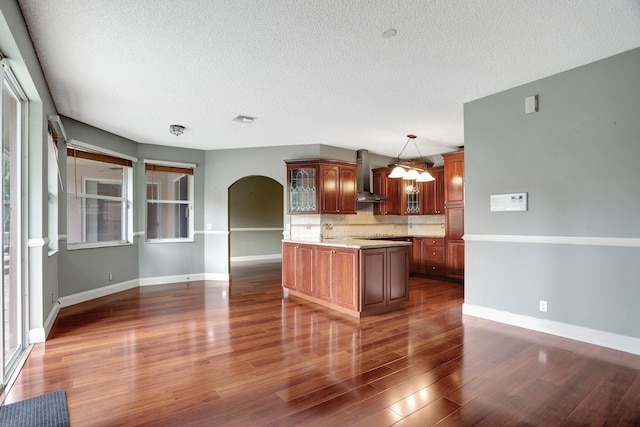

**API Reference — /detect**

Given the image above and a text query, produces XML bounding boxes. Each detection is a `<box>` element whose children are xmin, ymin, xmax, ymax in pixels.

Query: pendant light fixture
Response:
<box><xmin>389</xmin><ymin>134</ymin><xmax>435</xmax><ymax>182</ymax></box>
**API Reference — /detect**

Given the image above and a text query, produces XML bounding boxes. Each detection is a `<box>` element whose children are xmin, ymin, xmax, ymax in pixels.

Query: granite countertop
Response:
<box><xmin>282</xmin><ymin>238</ymin><xmax>413</xmax><ymax>249</ymax></box>
<box><xmin>358</xmin><ymin>234</ymin><xmax>444</xmax><ymax>239</ymax></box>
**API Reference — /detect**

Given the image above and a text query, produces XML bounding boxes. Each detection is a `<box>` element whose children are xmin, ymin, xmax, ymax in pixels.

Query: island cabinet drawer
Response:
<box><xmin>411</xmin><ymin>237</ymin><xmax>445</xmax><ymax>276</ymax></box>
<box><xmin>425</xmin><ymin>246</ymin><xmax>445</xmax><ymax>262</ymax></box>
<box><xmin>424</xmin><ymin>246</ymin><xmax>445</xmax><ymax>276</ymax></box>
<box><xmin>424</xmin><ymin>238</ymin><xmax>444</xmax><ymax>246</ymax></box>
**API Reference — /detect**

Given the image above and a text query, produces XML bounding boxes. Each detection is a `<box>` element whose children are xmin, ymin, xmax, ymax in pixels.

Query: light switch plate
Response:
<box><xmin>525</xmin><ymin>95</ymin><xmax>538</xmax><ymax>114</ymax></box>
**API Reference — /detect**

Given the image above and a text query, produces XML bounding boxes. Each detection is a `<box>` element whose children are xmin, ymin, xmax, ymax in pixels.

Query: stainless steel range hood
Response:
<box><xmin>356</xmin><ymin>149</ymin><xmax>386</xmax><ymax>203</ymax></box>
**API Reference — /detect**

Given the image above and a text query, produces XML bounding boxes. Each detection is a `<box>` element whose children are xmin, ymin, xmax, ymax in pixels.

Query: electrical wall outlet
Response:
<box><xmin>539</xmin><ymin>300</ymin><xmax>548</xmax><ymax>312</ymax></box>
<box><xmin>109</xmin><ymin>273</ymin><xmax>113</xmax><ymax>281</ymax></box>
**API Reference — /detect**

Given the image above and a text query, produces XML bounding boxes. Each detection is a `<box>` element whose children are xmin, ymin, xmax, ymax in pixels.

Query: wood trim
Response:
<box><xmin>464</xmin><ymin>234</ymin><xmax>640</xmax><ymax>248</ymax></box>
<box><xmin>287</xmin><ymin>289</ymin><xmax>362</xmax><ymax>318</ymax></box>
<box><xmin>145</xmin><ymin>163</ymin><xmax>194</xmax><ymax>175</ymax></box>
<box><xmin>284</xmin><ymin>158</ymin><xmax>357</xmax><ymax>167</ymax></box>
<box><xmin>47</xmin><ymin>122</ymin><xmax>58</xmax><ymax>146</ymax></box>
<box><xmin>67</xmin><ymin>148</ymin><xmax>132</xmax><ymax>167</ymax></box>
<box><xmin>440</xmin><ymin>149</ymin><xmax>465</xmax><ymax>161</ymax></box>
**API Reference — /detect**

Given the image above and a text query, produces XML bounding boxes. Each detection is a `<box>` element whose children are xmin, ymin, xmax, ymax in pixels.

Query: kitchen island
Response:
<box><xmin>282</xmin><ymin>238</ymin><xmax>411</xmax><ymax>317</ymax></box>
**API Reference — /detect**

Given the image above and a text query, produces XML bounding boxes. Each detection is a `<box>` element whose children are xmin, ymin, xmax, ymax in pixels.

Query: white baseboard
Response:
<box><xmin>44</xmin><ymin>302</ymin><xmax>60</xmax><ymax>340</ymax></box>
<box><xmin>28</xmin><ymin>327</ymin><xmax>45</xmax><ymax>343</ymax></box>
<box><xmin>462</xmin><ymin>303</ymin><xmax>640</xmax><ymax>356</ymax></box>
<box><xmin>139</xmin><ymin>273</ymin><xmax>204</xmax><ymax>287</ymax></box>
<box><xmin>204</xmin><ymin>272</ymin><xmax>231</xmax><ymax>282</ymax></box>
<box><xmin>29</xmin><ymin>300</ymin><xmax>62</xmax><ymax>343</ymax></box>
<box><xmin>38</xmin><ymin>272</ymin><xmax>230</xmax><ymax>342</ymax></box>
<box><xmin>138</xmin><ymin>273</ymin><xmax>231</xmax><ymax>286</ymax></box>
<box><xmin>230</xmin><ymin>254</ymin><xmax>282</xmax><ymax>264</ymax></box>
<box><xmin>58</xmin><ymin>279</ymin><xmax>140</xmax><ymax>308</ymax></box>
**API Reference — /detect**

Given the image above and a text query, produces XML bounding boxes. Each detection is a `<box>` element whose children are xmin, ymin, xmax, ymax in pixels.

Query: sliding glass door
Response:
<box><xmin>1</xmin><ymin>63</ymin><xmax>26</xmax><ymax>390</ymax></box>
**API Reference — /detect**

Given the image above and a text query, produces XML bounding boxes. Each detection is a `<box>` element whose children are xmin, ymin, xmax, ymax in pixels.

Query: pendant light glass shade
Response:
<box><xmin>416</xmin><ymin>171</ymin><xmax>435</xmax><ymax>182</ymax></box>
<box><xmin>389</xmin><ymin>134</ymin><xmax>435</xmax><ymax>181</ymax></box>
<box><xmin>389</xmin><ymin>166</ymin><xmax>407</xmax><ymax>178</ymax></box>
<box><xmin>403</xmin><ymin>169</ymin><xmax>420</xmax><ymax>180</ymax></box>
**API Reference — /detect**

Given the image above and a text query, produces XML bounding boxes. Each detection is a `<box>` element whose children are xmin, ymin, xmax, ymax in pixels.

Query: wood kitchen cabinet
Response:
<box><xmin>411</xmin><ymin>237</ymin><xmax>445</xmax><ymax>277</ymax></box>
<box><xmin>286</xmin><ymin>159</ymin><xmax>357</xmax><ymax>214</ymax></box>
<box><xmin>445</xmin><ymin>206</ymin><xmax>464</xmax><ymax>278</ymax></box>
<box><xmin>282</xmin><ymin>242</ymin><xmax>313</xmax><ymax>295</ymax></box>
<box><xmin>372</xmin><ymin>167</ymin><xmax>401</xmax><ymax>215</ymax></box>
<box><xmin>400</xmin><ymin>161</ymin><xmax>434</xmax><ymax>215</ymax></box>
<box><xmin>401</xmin><ymin>180</ymin><xmax>423</xmax><ymax>215</ymax></box>
<box><xmin>361</xmin><ymin>246</ymin><xmax>409</xmax><ymax>311</ymax></box>
<box><xmin>442</xmin><ymin>151</ymin><xmax>464</xmax><ymax>280</ymax></box>
<box><xmin>283</xmin><ymin>241</ymin><xmax>410</xmax><ymax>317</ymax></box>
<box><xmin>313</xmin><ymin>245</ymin><xmax>359</xmax><ymax>311</ymax></box>
<box><xmin>444</xmin><ymin>152</ymin><xmax>464</xmax><ymax>205</ymax></box>
<box><xmin>373</xmin><ymin>165</ymin><xmax>444</xmax><ymax>216</ymax></box>
<box><xmin>423</xmin><ymin>166</ymin><xmax>444</xmax><ymax>214</ymax></box>
<box><xmin>319</xmin><ymin>163</ymin><xmax>357</xmax><ymax>214</ymax></box>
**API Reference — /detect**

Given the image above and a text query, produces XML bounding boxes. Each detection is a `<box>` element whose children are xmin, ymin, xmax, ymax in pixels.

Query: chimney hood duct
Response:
<box><xmin>356</xmin><ymin>149</ymin><xmax>386</xmax><ymax>203</ymax></box>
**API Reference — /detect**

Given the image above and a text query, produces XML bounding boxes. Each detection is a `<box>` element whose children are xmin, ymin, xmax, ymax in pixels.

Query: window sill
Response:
<box><xmin>67</xmin><ymin>241</ymin><xmax>134</xmax><ymax>251</ymax></box>
<box><xmin>145</xmin><ymin>238</ymin><xmax>195</xmax><ymax>244</ymax></box>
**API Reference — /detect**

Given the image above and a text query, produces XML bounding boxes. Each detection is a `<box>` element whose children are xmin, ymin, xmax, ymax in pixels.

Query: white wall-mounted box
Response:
<box><xmin>490</xmin><ymin>193</ymin><xmax>528</xmax><ymax>212</ymax></box>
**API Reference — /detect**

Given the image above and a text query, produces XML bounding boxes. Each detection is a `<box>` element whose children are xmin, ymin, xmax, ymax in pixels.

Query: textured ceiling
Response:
<box><xmin>17</xmin><ymin>0</ymin><xmax>640</xmax><ymax>158</ymax></box>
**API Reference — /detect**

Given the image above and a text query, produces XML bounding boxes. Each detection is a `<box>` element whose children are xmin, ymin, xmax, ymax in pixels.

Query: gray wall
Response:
<box><xmin>204</xmin><ymin>144</ymin><xmax>327</xmax><ymax>276</ymax></box>
<box><xmin>57</xmin><ymin>120</ymin><xmax>209</xmax><ymax>288</ymax></box>
<box><xmin>58</xmin><ymin>117</ymin><xmax>140</xmax><ymax>295</ymax></box>
<box><xmin>137</xmin><ymin>143</ymin><xmax>205</xmax><ymax>279</ymax></box>
<box><xmin>33</xmin><ymin>105</ymin><xmax>369</xmax><ymax>294</ymax></box>
<box><xmin>464</xmin><ymin>48</ymin><xmax>640</xmax><ymax>338</ymax></box>
<box><xmin>229</xmin><ymin>176</ymin><xmax>283</xmax><ymax>258</ymax></box>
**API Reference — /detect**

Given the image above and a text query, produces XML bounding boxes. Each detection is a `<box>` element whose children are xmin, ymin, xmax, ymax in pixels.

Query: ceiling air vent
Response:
<box><xmin>232</xmin><ymin>115</ymin><xmax>256</xmax><ymax>124</ymax></box>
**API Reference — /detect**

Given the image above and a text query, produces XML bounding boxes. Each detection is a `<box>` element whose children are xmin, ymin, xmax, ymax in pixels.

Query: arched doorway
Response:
<box><xmin>228</xmin><ymin>176</ymin><xmax>283</xmax><ymax>278</ymax></box>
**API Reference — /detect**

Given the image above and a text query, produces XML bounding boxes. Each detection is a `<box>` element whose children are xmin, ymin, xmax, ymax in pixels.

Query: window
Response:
<box><xmin>47</xmin><ymin>123</ymin><xmax>59</xmax><ymax>253</ymax></box>
<box><xmin>145</xmin><ymin>163</ymin><xmax>194</xmax><ymax>241</ymax></box>
<box><xmin>1</xmin><ymin>53</ymin><xmax>27</xmax><ymax>389</ymax></box>
<box><xmin>66</xmin><ymin>146</ymin><xmax>133</xmax><ymax>248</ymax></box>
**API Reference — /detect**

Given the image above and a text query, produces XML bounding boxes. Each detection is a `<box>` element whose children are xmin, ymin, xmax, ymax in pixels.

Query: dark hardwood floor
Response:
<box><xmin>4</xmin><ymin>262</ymin><xmax>640</xmax><ymax>426</ymax></box>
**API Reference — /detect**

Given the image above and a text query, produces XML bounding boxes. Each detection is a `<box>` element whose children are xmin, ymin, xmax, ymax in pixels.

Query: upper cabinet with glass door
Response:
<box><xmin>285</xmin><ymin>159</ymin><xmax>357</xmax><ymax>214</ymax></box>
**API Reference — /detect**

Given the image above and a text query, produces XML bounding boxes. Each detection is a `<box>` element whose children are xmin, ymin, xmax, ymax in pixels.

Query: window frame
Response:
<box><xmin>66</xmin><ymin>142</ymin><xmax>135</xmax><ymax>250</ymax></box>
<box><xmin>47</xmin><ymin>122</ymin><xmax>60</xmax><ymax>255</ymax></box>
<box><xmin>144</xmin><ymin>160</ymin><xmax>195</xmax><ymax>243</ymax></box>
<box><xmin>0</xmin><ymin>54</ymin><xmax>28</xmax><ymax>388</ymax></box>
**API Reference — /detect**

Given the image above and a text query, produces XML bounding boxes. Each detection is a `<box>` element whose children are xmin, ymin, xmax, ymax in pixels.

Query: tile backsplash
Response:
<box><xmin>287</xmin><ymin>211</ymin><xmax>445</xmax><ymax>241</ymax></box>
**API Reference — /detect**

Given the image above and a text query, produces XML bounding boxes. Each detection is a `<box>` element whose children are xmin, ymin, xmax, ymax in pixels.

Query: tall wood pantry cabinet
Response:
<box><xmin>422</xmin><ymin>166</ymin><xmax>444</xmax><ymax>214</ymax></box>
<box><xmin>442</xmin><ymin>150</ymin><xmax>464</xmax><ymax>280</ymax></box>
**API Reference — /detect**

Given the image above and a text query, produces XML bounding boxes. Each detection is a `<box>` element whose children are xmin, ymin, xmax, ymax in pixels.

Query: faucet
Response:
<box><xmin>321</xmin><ymin>223</ymin><xmax>333</xmax><ymax>239</ymax></box>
